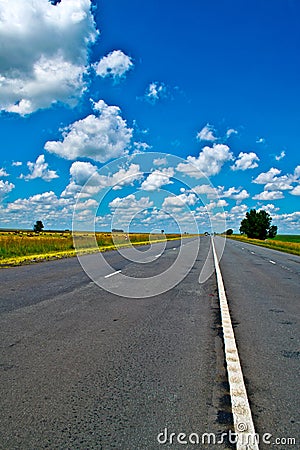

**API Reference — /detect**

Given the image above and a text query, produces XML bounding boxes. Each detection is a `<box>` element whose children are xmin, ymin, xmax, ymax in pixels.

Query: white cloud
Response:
<box><xmin>253</xmin><ymin>167</ymin><xmax>281</xmax><ymax>184</ymax></box>
<box><xmin>192</xmin><ymin>184</ymin><xmax>218</xmax><ymax>197</ymax></box>
<box><xmin>12</xmin><ymin>161</ymin><xmax>22</xmax><ymax>167</ymax></box>
<box><xmin>196</xmin><ymin>124</ymin><xmax>217</xmax><ymax>142</ymax></box>
<box><xmin>230</xmin><ymin>204</ymin><xmax>248</xmax><ymax>214</ymax></box>
<box><xmin>141</xmin><ymin>168</ymin><xmax>174</xmax><ymax>191</ymax></box>
<box><xmin>153</xmin><ymin>157</ymin><xmax>167</xmax><ymax>166</ymax></box>
<box><xmin>0</xmin><ymin>0</ymin><xmax>98</xmax><ymax>114</ymax></box>
<box><xmin>94</xmin><ymin>50</ymin><xmax>133</xmax><ymax>79</ymax></box>
<box><xmin>253</xmin><ymin>190</ymin><xmax>284</xmax><ymax>200</ymax></box>
<box><xmin>290</xmin><ymin>185</ymin><xmax>300</xmax><ymax>196</ymax></box>
<box><xmin>256</xmin><ymin>137</ymin><xmax>265</xmax><ymax>144</ymax></box>
<box><xmin>63</xmin><ymin>161</ymin><xmax>142</xmax><ymax>197</ymax></box>
<box><xmin>177</xmin><ymin>144</ymin><xmax>234</xmax><ymax>178</ymax></box>
<box><xmin>226</xmin><ymin>128</ymin><xmax>238</xmax><ymax>138</ymax></box>
<box><xmin>275</xmin><ymin>150</ymin><xmax>286</xmax><ymax>161</ymax></box>
<box><xmin>133</xmin><ymin>142</ymin><xmax>151</xmax><ymax>153</ymax></box>
<box><xmin>20</xmin><ymin>154</ymin><xmax>58</xmax><ymax>181</ymax></box>
<box><xmin>0</xmin><ymin>168</ymin><xmax>9</xmax><ymax>177</ymax></box>
<box><xmin>294</xmin><ymin>165</ymin><xmax>300</xmax><ymax>179</ymax></box>
<box><xmin>0</xmin><ymin>180</ymin><xmax>15</xmax><ymax>197</ymax></box>
<box><xmin>109</xmin><ymin>194</ymin><xmax>153</xmax><ymax>211</ymax></box>
<box><xmin>145</xmin><ymin>82</ymin><xmax>167</xmax><ymax>103</ymax></box>
<box><xmin>45</xmin><ymin>100</ymin><xmax>133</xmax><ymax>162</ymax></box>
<box><xmin>264</xmin><ymin>179</ymin><xmax>293</xmax><ymax>191</ymax></box>
<box><xmin>232</xmin><ymin>189</ymin><xmax>250</xmax><ymax>201</ymax></box>
<box><xmin>253</xmin><ymin>166</ymin><xmax>298</xmax><ymax>191</ymax></box>
<box><xmin>257</xmin><ymin>203</ymin><xmax>280</xmax><ymax>213</ymax></box>
<box><xmin>231</xmin><ymin>152</ymin><xmax>259</xmax><ymax>171</ymax></box>
<box><xmin>162</xmin><ymin>193</ymin><xmax>197</xmax><ymax>209</ymax></box>
<box><xmin>217</xmin><ymin>186</ymin><xmax>250</xmax><ymax>202</ymax></box>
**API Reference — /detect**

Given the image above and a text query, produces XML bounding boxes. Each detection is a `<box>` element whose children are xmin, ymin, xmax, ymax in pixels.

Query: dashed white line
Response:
<box><xmin>104</xmin><ymin>270</ymin><xmax>121</xmax><ymax>279</ymax></box>
<box><xmin>269</xmin><ymin>260</ymin><xmax>276</xmax><ymax>265</ymax></box>
<box><xmin>211</xmin><ymin>237</ymin><xmax>259</xmax><ymax>450</ymax></box>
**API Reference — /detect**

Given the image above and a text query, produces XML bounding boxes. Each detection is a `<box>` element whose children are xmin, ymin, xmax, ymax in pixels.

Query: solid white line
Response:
<box><xmin>269</xmin><ymin>260</ymin><xmax>276</xmax><ymax>264</ymax></box>
<box><xmin>155</xmin><ymin>254</ymin><xmax>162</xmax><ymax>258</ymax></box>
<box><xmin>211</xmin><ymin>237</ymin><xmax>259</xmax><ymax>450</ymax></box>
<box><xmin>104</xmin><ymin>270</ymin><xmax>121</xmax><ymax>279</ymax></box>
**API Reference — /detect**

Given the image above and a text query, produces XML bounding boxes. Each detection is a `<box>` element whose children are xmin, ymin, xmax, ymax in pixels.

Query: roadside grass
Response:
<box><xmin>227</xmin><ymin>234</ymin><xmax>300</xmax><ymax>256</ymax></box>
<box><xmin>0</xmin><ymin>230</ymin><xmax>186</xmax><ymax>267</ymax></box>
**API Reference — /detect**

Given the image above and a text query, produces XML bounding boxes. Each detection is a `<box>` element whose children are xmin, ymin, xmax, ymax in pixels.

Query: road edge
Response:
<box><xmin>211</xmin><ymin>237</ymin><xmax>259</xmax><ymax>450</ymax></box>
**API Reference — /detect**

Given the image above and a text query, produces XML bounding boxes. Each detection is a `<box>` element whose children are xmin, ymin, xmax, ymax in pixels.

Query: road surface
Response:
<box><xmin>0</xmin><ymin>236</ymin><xmax>299</xmax><ymax>449</ymax></box>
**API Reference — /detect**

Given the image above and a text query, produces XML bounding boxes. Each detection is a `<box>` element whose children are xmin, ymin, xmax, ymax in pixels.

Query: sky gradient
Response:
<box><xmin>0</xmin><ymin>0</ymin><xmax>299</xmax><ymax>233</ymax></box>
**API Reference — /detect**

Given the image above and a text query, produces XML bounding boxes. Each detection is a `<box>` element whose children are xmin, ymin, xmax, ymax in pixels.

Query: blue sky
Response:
<box><xmin>0</xmin><ymin>0</ymin><xmax>299</xmax><ymax>233</ymax></box>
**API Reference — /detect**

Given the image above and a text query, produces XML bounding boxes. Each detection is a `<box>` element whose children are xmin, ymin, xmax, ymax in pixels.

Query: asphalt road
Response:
<box><xmin>214</xmin><ymin>237</ymin><xmax>300</xmax><ymax>449</ymax></box>
<box><xmin>0</xmin><ymin>236</ymin><xmax>299</xmax><ymax>449</ymax></box>
<box><xmin>0</xmin><ymin>237</ymin><xmax>229</xmax><ymax>449</ymax></box>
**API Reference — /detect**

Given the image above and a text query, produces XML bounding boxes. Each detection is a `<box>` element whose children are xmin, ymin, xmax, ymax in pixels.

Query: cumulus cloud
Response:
<box><xmin>0</xmin><ymin>0</ymin><xmax>98</xmax><ymax>115</ymax></box>
<box><xmin>0</xmin><ymin>168</ymin><xmax>9</xmax><ymax>177</ymax></box>
<box><xmin>275</xmin><ymin>150</ymin><xmax>286</xmax><ymax>161</ymax></box>
<box><xmin>253</xmin><ymin>167</ymin><xmax>281</xmax><ymax>184</ymax></box>
<box><xmin>176</xmin><ymin>144</ymin><xmax>233</xmax><ymax>178</ymax></box>
<box><xmin>192</xmin><ymin>184</ymin><xmax>218</xmax><ymax>197</ymax></box>
<box><xmin>45</xmin><ymin>100</ymin><xmax>133</xmax><ymax>162</ymax></box>
<box><xmin>144</xmin><ymin>82</ymin><xmax>167</xmax><ymax>103</ymax></box>
<box><xmin>226</xmin><ymin>128</ymin><xmax>238</xmax><ymax>138</ymax></box>
<box><xmin>290</xmin><ymin>185</ymin><xmax>300</xmax><ymax>196</ymax></box>
<box><xmin>231</xmin><ymin>152</ymin><xmax>259</xmax><ymax>171</ymax></box>
<box><xmin>0</xmin><ymin>179</ymin><xmax>15</xmax><ymax>197</ymax></box>
<box><xmin>253</xmin><ymin>190</ymin><xmax>284</xmax><ymax>200</ymax></box>
<box><xmin>153</xmin><ymin>157</ymin><xmax>168</xmax><ymax>166</ymax></box>
<box><xmin>109</xmin><ymin>194</ymin><xmax>153</xmax><ymax>210</ymax></box>
<box><xmin>196</xmin><ymin>124</ymin><xmax>217</xmax><ymax>142</ymax></box>
<box><xmin>162</xmin><ymin>193</ymin><xmax>197</xmax><ymax>209</ymax></box>
<box><xmin>264</xmin><ymin>179</ymin><xmax>293</xmax><ymax>191</ymax></box>
<box><xmin>20</xmin><ymin>154</ymin><xmax>58</xmax><ymax>181</ymax></box>
<box><xmin>141</xmin><ymin>168</ymin><xmax>174</xmax><ymax>191</ymax></box>
<box><xmin>133</xmin><ymin>142</ymin><xmax>151</xmax><ymax>153</ymax></box>
<box><xmin>94</xmin><ymin>50</ymin><xmax>133</xmax><ymax>79</ymax></box>
<box><xmin>62</xmin><ymin>161</ymin><xmax>142</xmax><ymax>197</ymax></box>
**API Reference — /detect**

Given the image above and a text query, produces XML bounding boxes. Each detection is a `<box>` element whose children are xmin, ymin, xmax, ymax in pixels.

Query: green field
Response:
<box><xmin>271</xmin><ymin>234</ymin><xmax>300</xmax><ymax>243</ymax></box>
<box><xmin>0</xmin><ymin>230</ymin><xmax>184</xmax><ymax>267</ymax></box>
<box><xmin>227</xmin><ymin>234</ymin><xmax>300</xmax><ymax>256</ymax></box>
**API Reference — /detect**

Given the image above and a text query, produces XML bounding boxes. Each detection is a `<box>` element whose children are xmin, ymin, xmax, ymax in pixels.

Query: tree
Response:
<box><xmin>225</xmin><ymin>229</ymin><xmax>233</xmax><ymax>236</ymax></box>
<box><xmin>240</xmin><ymin>209</ymin><xmax>277</xmax><ymax>240</ymax></box>
<box><xmin>33</xmin><ymin>220</ymin><xmax>44</xmax><ymax>233</ymax></box>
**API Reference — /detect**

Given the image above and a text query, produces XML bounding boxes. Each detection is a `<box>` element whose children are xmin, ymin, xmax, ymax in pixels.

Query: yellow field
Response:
<box><xmin>0</xmin><ymin>230</ymin><xmax>183</xmax><ymax>267</ymax></box>
<box><xmin>227</xmin><ymin>234</ymin><xmax>300</xmax><ymax>256</ymax></box>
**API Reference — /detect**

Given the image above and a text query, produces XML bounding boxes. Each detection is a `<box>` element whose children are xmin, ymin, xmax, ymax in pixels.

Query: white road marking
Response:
<box><xmin>211</xmin><ymin>238</ymin><xmax>259</xmax><ymax>450</ymax></box>
<box><xmin>173</xmin><ymin>247</ymin><xmax>176</xmax><ymax>250</ymax></box>
<box><xmin>269</xmin><ymin>260</ymin><xmax>276</xmax><ymax>265</ymax></box>
<box><xmin>155</xmin><ymin>254</ymin><xmax>162</xmax><ymax>258</ymax></box>
<box><xmin>251</xmin><ymin>251</ymin><xmax>255</xmax><ymax>254</ymax></box>
<box><xmin>104</xmin><ymin>270</ymin><xmax>121</xmax><ymax>279</ymax></box>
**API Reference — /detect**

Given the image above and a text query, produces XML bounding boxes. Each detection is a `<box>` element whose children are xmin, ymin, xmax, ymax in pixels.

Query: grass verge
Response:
<box><xmin>226</xmin><ymin>234</ymin><xmax>300</xmax><ymax>256</ymax></box>
<box><xmin>0</xmin><ymin>231</ymin><xmax>194</xmax><ymax>267</ymax></box>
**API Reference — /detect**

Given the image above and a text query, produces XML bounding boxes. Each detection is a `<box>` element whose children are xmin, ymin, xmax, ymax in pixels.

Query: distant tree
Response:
<box><xmin>33</xmin><ymin>220</ymin><xmax>44</xmax><ymax>233</ymax></box>
<box><xmin>225</xmin><ymin>228</ymin><xmax>233</xmax><ymax>236</ymax></box>
<box><xmin>161</xmin><ymin>230</ymin><xmax>165</xmax><ymax>234</ymax></box>
<box><xmin>240</xmin><ymin>209</ymin><xmax>277</xmax><ymax>240</ymax></box>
